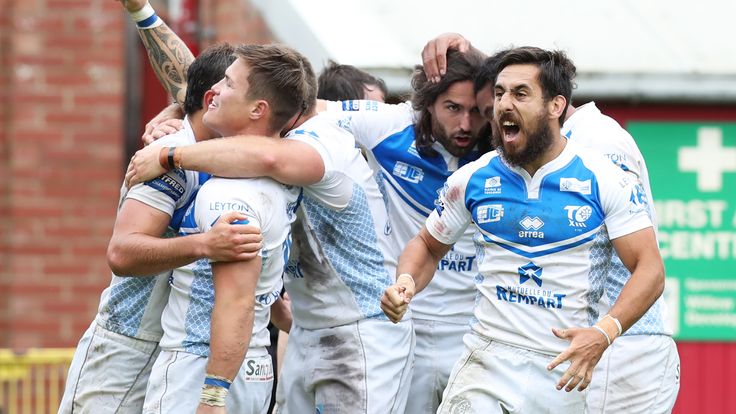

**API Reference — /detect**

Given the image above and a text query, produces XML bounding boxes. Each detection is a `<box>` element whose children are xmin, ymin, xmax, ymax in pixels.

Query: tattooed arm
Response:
<box><xmin>118</xmin><ymin>0</ymin><xmax>194</xmax><ymax>104</ymax></box>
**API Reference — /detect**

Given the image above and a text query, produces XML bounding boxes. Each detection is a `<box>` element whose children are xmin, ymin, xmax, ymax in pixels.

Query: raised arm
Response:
<box><xmin>380</xmin><ymin>227</ymin><xmax>452</xmax><ymax>323</ymax></box>
<box><xmin>118</xmin><ymin>0</ymin><xmax>194</xmax><ymax>104</ymax></box>
<box><xmin>125</xmin><ymin>136</ymin><xmax>326</xmax><ymax>187</ymax></box>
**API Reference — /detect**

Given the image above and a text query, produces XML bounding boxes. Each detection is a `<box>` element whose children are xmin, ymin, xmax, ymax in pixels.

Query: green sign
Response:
<box><xmin>629</xmin><ymin>122</ymin><xmax>736</xmax><ymax>340</ymax></box>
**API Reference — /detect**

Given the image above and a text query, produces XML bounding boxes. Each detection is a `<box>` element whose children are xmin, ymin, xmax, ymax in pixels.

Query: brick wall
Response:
<box><xmin>0</xmin><ymin>0</ymin><xmax>274</xmax><ymax>349</ymax></box>
<box><xmin>0</xmin><ymin>0</ymin><xmax>124</xmax><ymax>348</ymax></box>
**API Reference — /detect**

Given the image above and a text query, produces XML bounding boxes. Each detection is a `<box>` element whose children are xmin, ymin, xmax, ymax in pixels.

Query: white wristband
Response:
<box><xmin>128</xmin><ymin>2</ymin><xmax>163</xmax><ymax>29</ymax></box>
<box><xmin>592</xmin><ymin>325</ymin><xmax>611</xmax><ymax>346</ymax></box>
<box><xmin>128</xmin><ymin>2</ymin><xmax>155</xmax><ymax>22</ymax></box>
<box><xmin>606</xmin><ymin>315</ymin><xmax>623</xmax><ymax>336</ymax></box>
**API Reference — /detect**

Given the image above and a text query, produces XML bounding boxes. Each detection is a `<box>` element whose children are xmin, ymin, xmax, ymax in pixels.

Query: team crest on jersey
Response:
<box><xmin>518</xmin><ymin>262</ymin><xmax>543</xmax><ymax>287</ymax></box>
<box><xmin>476</xmin><ymin>204</ymin><xmax>504</xmax><ymax>224</ymax></box>
<box><xmin>484</xmin><ymin>176</ymin><xmax>502</xmax><ymax>194</ymax></box>
<box><xmin>393</xmin><ymin>161</ymin><xmax>424</xmax><ymax>183</ymax></box>
<box><xmin>560</xmin><ymin>177</ymin><xmax>591</xmax><ymax>195</ymax></box>
<box><xmin>564</xmin><ymin>205</ymin><xmax>592</xmax><ymax>228</ymax></box>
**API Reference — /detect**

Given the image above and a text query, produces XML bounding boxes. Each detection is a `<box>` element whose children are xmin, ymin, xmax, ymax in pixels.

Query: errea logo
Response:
<box><xmin>520</xmin><ymin>216</ymin><xmax>544</xmax><ymax>230</ymax></box>
<box><xmin>519</xmin><ymin>216</ymin><xmax>544</xmax><ymax>238</ymax></box>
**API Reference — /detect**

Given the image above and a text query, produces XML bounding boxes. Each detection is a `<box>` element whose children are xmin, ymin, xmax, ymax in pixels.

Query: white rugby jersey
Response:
<box><xmin>325</xmin><ymin>100</ymin><xmax>480</xmax><ymax>323</ymax></box>
<box><xmin>159</xmin><ymin>176</ymin><xmax>299</xmax><ymax>357</ymax></box>
<box><xmin>426</xmin><ymin>141</ymin><xmax>654</xmax><ymax>355</ymax></box>
<box><xmin>96</xmin><ymin>118</ymin><xmax>208</xmax><ymax>341</ymax></box>
<box><xmin>282</xmin><ymin>114</ymin><xmax>395</xmax><ymax>329</ymax></box>
<box><xmin>562</xmin><ymin>102</ymin><xmax>671</xmax><ymax>336</ymax></box>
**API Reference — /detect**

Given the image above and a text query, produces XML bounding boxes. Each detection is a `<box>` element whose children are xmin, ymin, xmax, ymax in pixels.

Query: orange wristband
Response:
<box><xmin>172</xmin><ymin>147</ymin><xmax>183</xmax><ymax>169</ymax></box>
<box><xmin>158</xmin><ymin>146</ymin><xmax>171</xmax><ymax>170</ymax></box>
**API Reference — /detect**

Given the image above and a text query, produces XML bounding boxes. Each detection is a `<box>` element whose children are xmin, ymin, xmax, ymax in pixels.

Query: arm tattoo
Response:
<box><xmin>137</xmin><ymin>22</ymin><xmax>195</xmax><ymax>105</ymax></box>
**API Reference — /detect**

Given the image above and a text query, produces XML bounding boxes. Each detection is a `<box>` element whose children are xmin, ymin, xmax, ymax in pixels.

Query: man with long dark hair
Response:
<box><xmin>425</xmin><ymin>34</ymin><xmax>680</xmax><ymax>413</ymax></box>
<box><xmin>383</xmin><ymin>46</ymin><xmax>665</xmax><ymax>413</ymax></box>
<box><xmin>322</xmin><ymin>47</ymin><xmax>490</xmax><ymax>414</ymax></box>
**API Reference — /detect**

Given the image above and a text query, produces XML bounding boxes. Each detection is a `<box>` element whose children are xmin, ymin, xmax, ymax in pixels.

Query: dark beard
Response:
<box><xmin>432</xmin><ymin>122</ymin><xmax>477</xmax><ymax>158</ymax></box>
<box><xmin>492</xmin><ymin>118</ymin><xmax>555</xmax><ymax>168</ymax></box>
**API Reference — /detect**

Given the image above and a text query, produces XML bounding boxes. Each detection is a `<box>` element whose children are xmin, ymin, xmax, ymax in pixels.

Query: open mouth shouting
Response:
<box><xmin>500</xmin><ymin>116</ymin><xmax>521</xmax><ymax>144</ymax></box>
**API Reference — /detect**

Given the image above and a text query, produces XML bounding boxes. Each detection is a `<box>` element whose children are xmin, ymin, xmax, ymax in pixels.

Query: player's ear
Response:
<box><xmin>548</xmin><ymin>95</ymin><xmax>566</xmax><ymax>120</ymax></box>
<box><xmin>249</xmin><ymin>100</ymin><xmax>269</xmax><ymax>122</ymax></box>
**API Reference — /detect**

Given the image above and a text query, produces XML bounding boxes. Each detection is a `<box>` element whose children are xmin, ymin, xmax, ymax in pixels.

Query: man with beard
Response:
<box><xmin>320</xmin><ymin>48</ymin><xmax>489</xmax><ymax>414</ymax></box>
<box><xmin>381</xmin><ymin>46</ymin><xmax>665</xmax><ymax>412</ymax></box>
<box><xmin>427</xmin><ymin>35</ymin><xmax>681</xmax><ymax>413</ymax></box>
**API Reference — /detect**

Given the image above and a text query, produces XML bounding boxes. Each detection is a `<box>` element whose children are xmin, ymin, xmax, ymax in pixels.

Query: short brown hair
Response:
<box><xmin>234</xmin><ymin>44</ymin><xmax>317</xmax><ymax>134</ymax></box>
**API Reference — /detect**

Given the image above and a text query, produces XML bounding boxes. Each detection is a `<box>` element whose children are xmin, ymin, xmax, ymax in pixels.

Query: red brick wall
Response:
<box><xmin>0</xmin><ymin>0</ymin><xmax>124</xmax><ymax>348</ymax></box>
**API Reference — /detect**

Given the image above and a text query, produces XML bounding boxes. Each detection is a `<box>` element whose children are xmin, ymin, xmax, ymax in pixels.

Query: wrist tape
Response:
<box><xmin>128</xmin><ymin>2</ymin><xmax>163</xmax><ymax>29</ymax></box>
<box><xmin>200</xmin><ymin>375</ymin><xmax>232</xmax><ymax>407</ymax></box>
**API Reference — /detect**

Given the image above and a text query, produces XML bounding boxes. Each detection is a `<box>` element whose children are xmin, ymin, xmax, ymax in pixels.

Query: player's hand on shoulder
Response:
<box><xmin>142</xmin><ymin>103</ymin><xmax>185</xmax><ymax>146</ymax></box>
<box><xmin>125</xmin><ymin>144</ymin><xmax>166</xmax><ymax>187</ymax></box>
<box><xmin>204</xmin><ymin>211</ymin><xmax>263</xmax><ymax>262</ymax></box>
<box><xmin>547</xmin><ymin>326</ymin><xmax>609</xmax><ymax>393</ymax></box>
<box><xmin>143</xmin><ymin>118</ymin><xmax>184</xmax><ymax>146</ymax></box>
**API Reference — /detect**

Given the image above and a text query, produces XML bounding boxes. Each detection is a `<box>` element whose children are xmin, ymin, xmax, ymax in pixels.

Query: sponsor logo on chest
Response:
<box><xmin>477</xmin><ymin>204</ymin><xmax>504</xmax><ymax>224</ymax></box>
<box><xmin>494</xmin><ymin>262</ymin><xmax>567</xmax><ymax>309</ymax></box>
<box><xmin>560</xmin><ymin>177</ymin><xmax>591</xmax><ymax>195</ymax></box>
<box><xmin>393</xmin><ymin>161</ymin><xmax>424</xmax><ymax>184</ymax></box>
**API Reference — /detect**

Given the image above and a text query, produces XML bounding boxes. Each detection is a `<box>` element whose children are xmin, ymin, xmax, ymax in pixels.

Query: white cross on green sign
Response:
<box><xmin>629</xmin><ymin>122</ymin><xmax>736</xmax><ymax>340</ymax></box>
